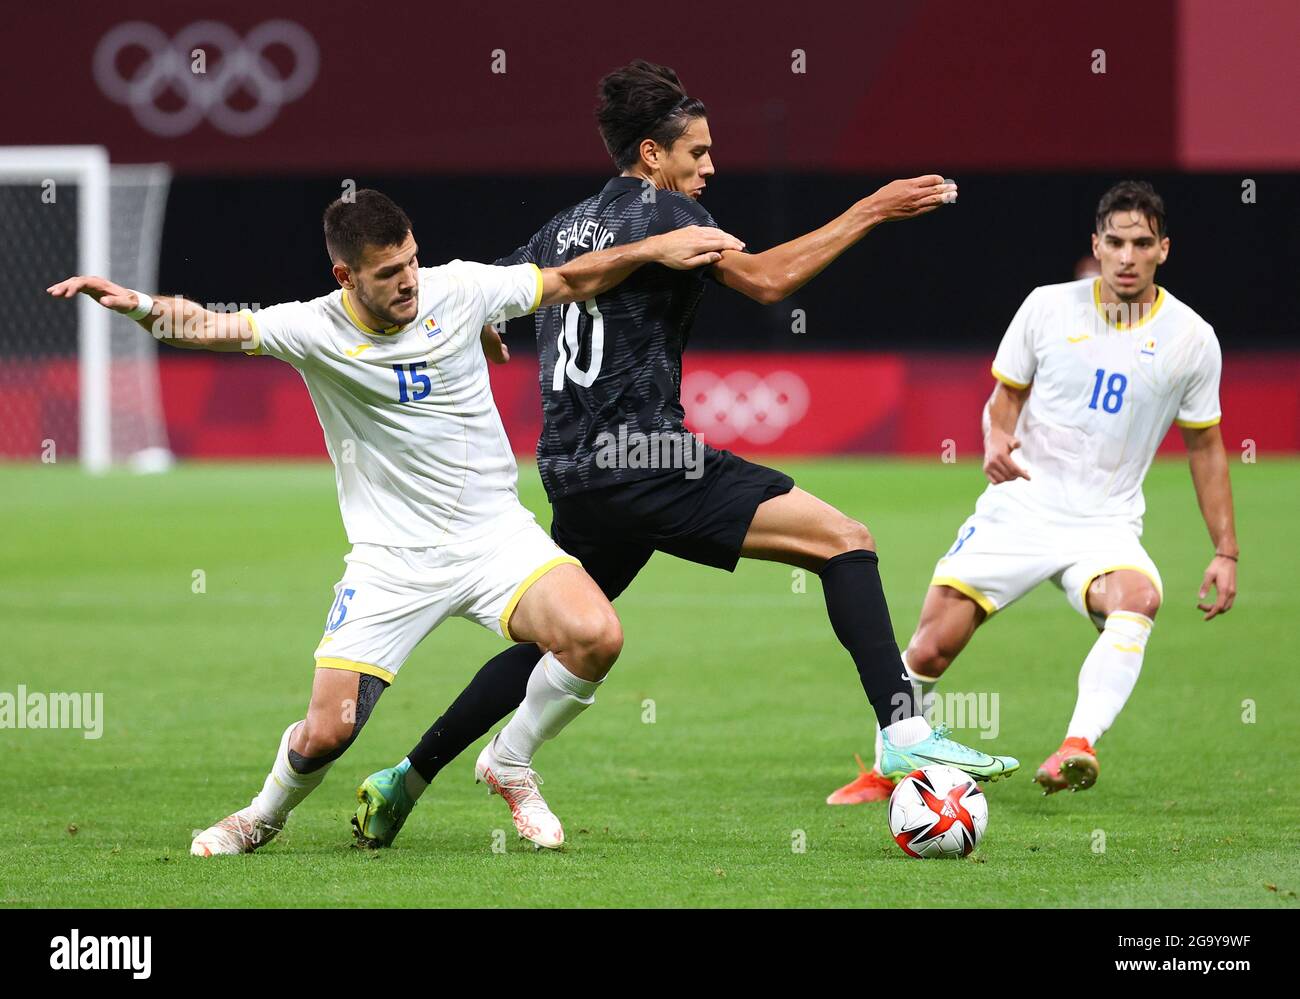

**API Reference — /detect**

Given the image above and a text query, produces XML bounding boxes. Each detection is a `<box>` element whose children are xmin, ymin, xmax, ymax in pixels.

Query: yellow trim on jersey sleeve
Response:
<box><xmin>930</xmin><ymin>576</ymin><xmax>999</xmax><ymax>616</ymax></box>
<box><xmin>499</xmin><ymin>555</ymin><xmax>583</xmax><ymax>641</ymax></box>
<box><xmin>990</xmin><ymin>365</ymin><xmax>1030</xmax><ymax>390</ymax></box>
<box><xmin>1174</xmin><ymin>415</ymin><xmax>1221</xmax><ymax>429</ymax></box>
<box><xmin>1093</xmin><ymin>278</ymin><xmax>1165</xmax><ymax>330</ymax></box>
<box><xmin>314</xmin><ymin>656</ymin><xmax>397</xmax><ymax>685</ymax></box>
<box><xmin>528</xmin><ymin>263</ymin><xmax>544</xmax><ymax>313</ymax></box>
<box><xmin>342</xmin><ymin>290</ymin><xmax>403</xmax><ymax>336</ymax></box>
<box><xmin>240</xmin><ymin>309</ymin><xmax>262</xmax><ymax>355</ymax></box>
<box><xmin>1078</xmin><ymin>565</ymin><xmax>1164</xmax><ymax>613</ymax></box>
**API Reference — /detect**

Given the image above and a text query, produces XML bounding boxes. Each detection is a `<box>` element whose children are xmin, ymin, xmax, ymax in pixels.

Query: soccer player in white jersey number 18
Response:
<box><xmin>48</xmin><ymin>189</ymin><xmax>742</xmax><ymax>853</ymax></box>
<box><xmin>829</xmin><ymin>181</ymin><xmax>1239</xmax><ymax>804</ymax></box>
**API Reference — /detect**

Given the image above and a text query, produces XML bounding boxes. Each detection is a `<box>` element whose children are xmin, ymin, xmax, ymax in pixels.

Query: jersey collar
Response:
<box><xmin>1092</xmin><ymin>278</ymin><xmax>1165</xmax><ymax>331</ymax></box>
<box><xmin>605</xmin><ymin>175</ymin><xmax>648</xmax><ymax>194</ymax></box>
<box><xmin>601</xmin><ymin>175</ymin><xmax>649</xmax><ymax>209</ymax></box>
<box><xmin>342</xmin><ymin>289</ymin><xmax>408</xmax><ymax>337</ymax></box>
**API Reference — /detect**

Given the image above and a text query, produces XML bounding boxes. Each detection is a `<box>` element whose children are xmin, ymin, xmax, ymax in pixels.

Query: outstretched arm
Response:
<box><xmin>711</xmin><ymin>175</ymin><xmax>957</xmax><ymax>305</ymax></box>
<box><xmin>1182</xmin><ymin>423</ymin><xmax>1238</xmax><ymax>620</ymax></box>
<box><xmin>46</xmin><ymin>276</ymin><xmax>253</xmax><ymax>352</ymax></box>
<box><xmin>537</xmin><ymin>225</ymin><xmax>744</xmax><ymax>306</ymax></box>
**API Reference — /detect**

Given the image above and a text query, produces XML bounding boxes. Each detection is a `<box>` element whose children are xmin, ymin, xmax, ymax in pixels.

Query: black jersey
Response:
<box><xmin>495</xmin><ymin>176</ymin><xmax>719</xmax><ymax>498</ymax></box>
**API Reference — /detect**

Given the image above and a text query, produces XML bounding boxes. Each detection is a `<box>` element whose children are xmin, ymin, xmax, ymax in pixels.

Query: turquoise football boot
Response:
<box><xmin>352</xmin><ymin>759</ymin><xmax>418</xmax><ymax>848</ymax></box>
<box><xmin>879</xmin><ymin>724</ymin><xmax>1019</xmax><ymax>782</ymax></box>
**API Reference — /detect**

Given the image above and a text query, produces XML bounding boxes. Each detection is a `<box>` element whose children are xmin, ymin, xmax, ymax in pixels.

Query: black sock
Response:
<box><xmin>406</xmin><ymin>643</ymin><xmax>540</xmax><ymax>782</ymax></box>
<box><xmin>819</xmin><ymin>549</ymin><xmax>917</xmax><ymax>730</ymax></box>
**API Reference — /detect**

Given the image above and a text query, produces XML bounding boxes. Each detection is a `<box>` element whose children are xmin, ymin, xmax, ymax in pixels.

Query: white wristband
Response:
<box><xmin>126</xmin><ymin>292</ymin><xmax>154</xmax><ymax>321</ymax></box>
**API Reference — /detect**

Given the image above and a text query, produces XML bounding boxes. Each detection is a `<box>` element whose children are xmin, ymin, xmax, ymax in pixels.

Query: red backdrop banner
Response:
<box><xmin>6</xmin><ymin>351</ymin><xmax>1290</xmax><ymax>462</ymax></box>
<box><xmin>10</xmin><ymin>0</ymin><xmax>1298</xmax><ymax>174</ymax></box>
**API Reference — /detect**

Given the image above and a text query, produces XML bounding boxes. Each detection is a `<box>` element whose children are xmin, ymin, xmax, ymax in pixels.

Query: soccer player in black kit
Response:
<box><xmin>354</xmin><ymin>60</ymin><xmax>1020</xmax><ymax>850</ymax></box>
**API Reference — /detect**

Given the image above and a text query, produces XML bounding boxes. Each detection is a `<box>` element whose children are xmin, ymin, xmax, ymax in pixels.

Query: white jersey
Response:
<box><xmin>242</xmin><ymin>260</ymin><xmax>544</xmax><ymax>548</ymax></box>
<box><xmin>987</xmin><ymin>278</ymin><xmax>1221</xmax><ymax>531</ymax></box>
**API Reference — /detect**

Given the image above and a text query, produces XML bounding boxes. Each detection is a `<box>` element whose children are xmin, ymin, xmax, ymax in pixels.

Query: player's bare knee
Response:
<box><xmin>1119</xmin><ymin>585</ymin><xmax>1161</xmax><ymax>620</ymax></box>
<box><xmin>563</xmin><ymin>607</ymin><xmax>623</xmax><ymax>670</ymax></box>
<box><xmin>592</xmin><ymin>611</ymin><xmax>624</xmax><ymax>668</ymax></box>
<box><xmin>832</xmin><ymin>517</ymin><xmax>875</xmax><ymax>556</ymax></box>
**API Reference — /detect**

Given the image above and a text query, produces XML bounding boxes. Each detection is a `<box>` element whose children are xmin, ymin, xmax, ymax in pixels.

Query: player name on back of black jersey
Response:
<box><xmin>556</xmin><ymin>217</ymin><xmax>617</xmax><ymax>256</ymax></box>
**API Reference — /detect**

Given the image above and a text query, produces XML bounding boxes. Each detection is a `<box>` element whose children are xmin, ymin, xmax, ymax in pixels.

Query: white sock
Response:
<box><xmin>1066</xmin><ymin>612</ymin><xmax>1153</xmax><ymax>745</ymax></box>
<box><xmin>906</xmin><ymin>654</ymin><xmax>940</xmax><ymax>722</ymax></box>
<box><xmin>875</xmin><ymin>651</ymin><xmax>938</xmax><ymax>764</ymax></box>
<box><xmin>249</xmin><ymin>721</ymin><xmax>334</xmax><ymax>825</ymax></box>
<box><xmin>401</xmin><ymin>758</ymin><xmax>428</xmax><ymax>801</ymax></box>
<box><xmin>494</xmin><ymin>652</ymin><xmax>600</xmax><ymax>767</ymax></box>
<box><xmin>882</xmin><ymin>715</ymin><xmax>931</xmax><ymax>748</ymax></box>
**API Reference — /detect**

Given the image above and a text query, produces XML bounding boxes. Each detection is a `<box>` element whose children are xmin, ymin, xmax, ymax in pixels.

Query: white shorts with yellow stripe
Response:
<box><xmin>930</xmin><ymin>497</ymin><xmax>1162</xmax><ymax>629</ymax></box>
<box><xmin>313</xmin><ymin>519</ymin><xmax>579</xmax><ymax>683</ymax></box>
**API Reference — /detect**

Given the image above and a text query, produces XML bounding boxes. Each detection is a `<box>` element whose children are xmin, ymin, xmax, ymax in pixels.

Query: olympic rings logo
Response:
<box><xmin>94</xmin><ymin>20</ymin><xmax>319</xmax><ymax>137</ymax></box>
<box><xmin>682</xmin><ymin>370</ymin><xmax>810</xmax><ymax>445</ymax></box>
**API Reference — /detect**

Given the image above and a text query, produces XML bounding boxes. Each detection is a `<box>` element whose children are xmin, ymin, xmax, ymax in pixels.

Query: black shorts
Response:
<box><xmin>549</xmin><ymin>446</ymin><xmax>794</xmax><ymax>601</ymax></box>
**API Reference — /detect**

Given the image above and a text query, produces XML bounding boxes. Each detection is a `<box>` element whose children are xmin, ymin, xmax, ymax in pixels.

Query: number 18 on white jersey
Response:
<box><xmin>987</xmin><ymin>278</ymin><xmax>1221</xmax><ymax>529</ymax></box>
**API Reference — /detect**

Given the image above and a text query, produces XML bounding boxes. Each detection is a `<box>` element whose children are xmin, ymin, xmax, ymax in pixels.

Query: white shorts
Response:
<box><xmin>312</xmin><ymin>518</ymin><xmax>580</xmax><ymax>683</ymax></box>
<box><xmin>930</xmin><ymin>494</ymin><xmax>1162</xmax><ymax>627</ymax></box>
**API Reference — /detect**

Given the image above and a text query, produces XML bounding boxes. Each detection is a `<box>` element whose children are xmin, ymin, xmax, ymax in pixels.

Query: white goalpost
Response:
<box><xmin>0</xmin><ymin>145</ymin><xmax>172</xmax><ymax>473</ymax></box>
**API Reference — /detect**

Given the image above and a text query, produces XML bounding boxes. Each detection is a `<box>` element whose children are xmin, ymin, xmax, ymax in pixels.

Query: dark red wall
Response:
<box><xmin>10</xmin><ymin>0</ymin><xmax>1298</xmax><ymax>173</ymax></box>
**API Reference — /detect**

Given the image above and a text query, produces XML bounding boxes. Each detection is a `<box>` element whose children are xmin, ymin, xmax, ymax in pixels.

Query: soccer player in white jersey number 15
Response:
<box><xmin>48</xmin><ymin>189</ymin><xmax>742</xmax><ymax>853</ymax></box>
<box><xmin>829</xmin><ymin>181</ymin><xmax>1239</xmax><ymax>804</ymax></box>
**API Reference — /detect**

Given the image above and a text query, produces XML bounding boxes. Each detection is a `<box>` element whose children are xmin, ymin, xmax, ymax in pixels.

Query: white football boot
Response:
<box><xmin>191</xmin><ymin>804</ymin><xmax>282</xmax><ymax>856</ymax></box>
<box><xmin>474</xmin><ymin>736</ymin><xmax>564</xmax><ymax>850</ymax></box>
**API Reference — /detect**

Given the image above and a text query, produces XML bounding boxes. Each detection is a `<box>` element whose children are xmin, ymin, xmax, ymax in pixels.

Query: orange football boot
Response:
<box><xmin>826</xmin><ymin>754</ymin><xmax>897</xmax><ymax>804</ymax></box>
<box><xmin>1034</xmin><ymin>736</ymin><xmax>1099</xmax><ymax>794</ymax></box>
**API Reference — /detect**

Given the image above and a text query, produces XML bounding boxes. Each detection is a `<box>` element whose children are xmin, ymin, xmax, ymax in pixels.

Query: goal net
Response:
<box><xmin>0</xmin><ymin>146</ymin><xmax>173</xmax><ymax>472</ymax></box>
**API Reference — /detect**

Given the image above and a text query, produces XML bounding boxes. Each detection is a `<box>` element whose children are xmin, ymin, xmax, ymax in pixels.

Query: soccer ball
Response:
<box><xmin>888</xmin><ymin>765</ymin><xmax>988</xmax><ymax>859</ymax></box>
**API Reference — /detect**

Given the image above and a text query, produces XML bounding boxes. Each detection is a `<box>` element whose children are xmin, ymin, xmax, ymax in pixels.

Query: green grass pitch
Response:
<box><xmin>2</xmin><ymin>457</ymin><xmax>1297</xmax><ymax>908</ymax></box>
